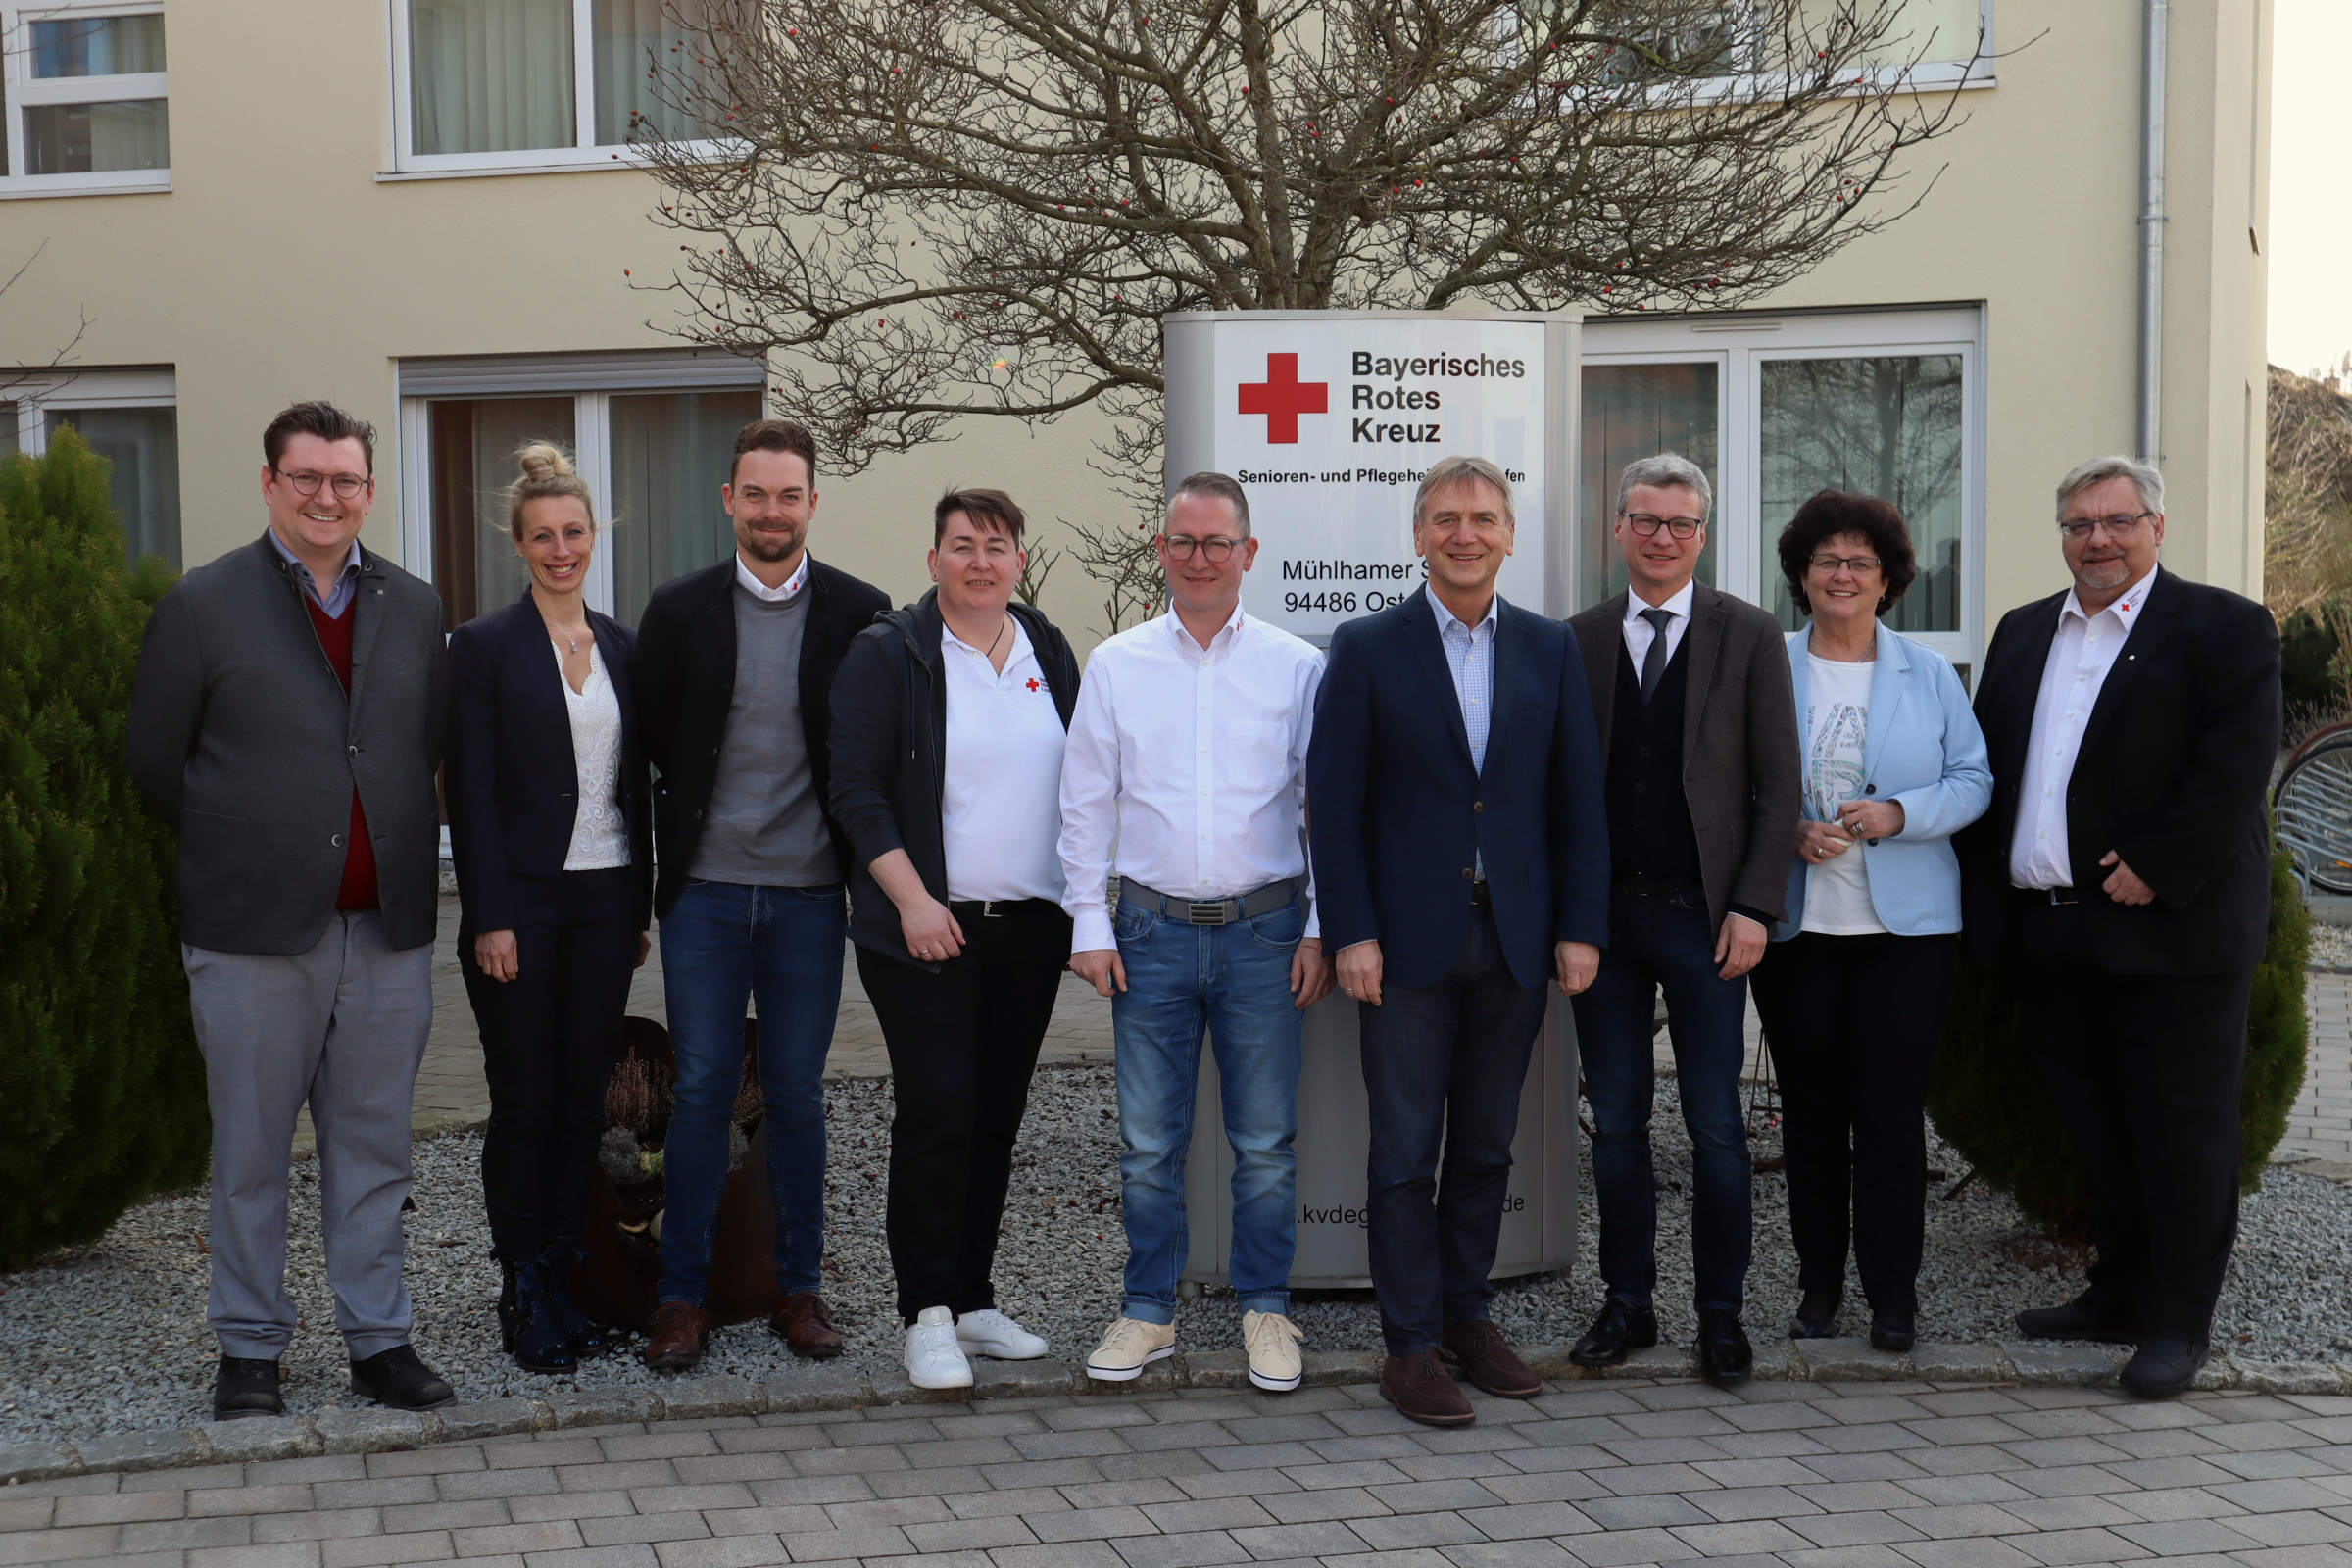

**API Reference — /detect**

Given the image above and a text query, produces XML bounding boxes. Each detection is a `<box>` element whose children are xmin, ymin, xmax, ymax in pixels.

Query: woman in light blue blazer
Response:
<box><xmin>1749</xmin><ymin>490</ymin><xmax>1990</xmax><ymax>1355</ymax></box>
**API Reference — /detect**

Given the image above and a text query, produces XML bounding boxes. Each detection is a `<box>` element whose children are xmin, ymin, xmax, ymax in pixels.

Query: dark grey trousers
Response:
<box><xmin>182</xmin><ymin>910</ymin><xmax>432</xmax><ymax>1360</ymax></box>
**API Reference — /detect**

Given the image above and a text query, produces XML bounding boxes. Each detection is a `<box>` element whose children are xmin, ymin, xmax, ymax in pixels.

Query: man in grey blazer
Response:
<box><xmin>1564</xmin><ymin>453</ymin><xmax>1800</xmax><ymax>1385</ymax></box>
<box><xmin>127</xmin><ymin>401</ymin><xmax>456</xmax><ymax>1419</ymax></box>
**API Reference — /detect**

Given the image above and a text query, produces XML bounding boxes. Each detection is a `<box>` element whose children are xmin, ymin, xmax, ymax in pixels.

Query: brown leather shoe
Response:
<box><xmin>1442</xmin><ymin>1319</ymin><xmax>1543</xmax><ymax>1398</ymax></box>
<box><xmin>770</xmin><ymin>1291</ymin><xmax>845</xmax><ymax>1359</ymax></box>
<box><xmin>643</xmin><ymin>1300</ymin><xmax>709</xmax><ymax>1372</ymax></box>
<box><xmin>1379</xmin><ymin>1348</ymin><xmax>1475</xmax><ymax>1428</ymax></box>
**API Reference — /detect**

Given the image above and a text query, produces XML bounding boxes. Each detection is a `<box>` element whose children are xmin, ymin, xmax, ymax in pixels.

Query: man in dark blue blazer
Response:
<box><xmin>1308</xmin><ymin>456</ymin><xmax>1610</xmax><ymax>1429</ymax></box>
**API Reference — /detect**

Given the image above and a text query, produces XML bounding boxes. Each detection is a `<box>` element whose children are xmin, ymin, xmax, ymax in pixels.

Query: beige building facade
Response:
<box><xmin>0</xmin><ymin>0</ymin><xmax>2269</xmax><ymax>665</ymax></box>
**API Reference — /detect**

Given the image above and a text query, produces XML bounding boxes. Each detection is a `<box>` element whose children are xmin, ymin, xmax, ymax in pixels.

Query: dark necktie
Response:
<box><xmin>1639</xmin><ymin>608</ymin><xmax>1676</xmax><ymax>703</ymax></box>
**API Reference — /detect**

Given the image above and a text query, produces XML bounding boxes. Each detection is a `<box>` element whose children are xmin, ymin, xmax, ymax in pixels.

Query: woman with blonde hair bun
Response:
<box><xmin>446</xmin><ymin>443</ymin><xmax>653</xmax><ymax>1373</ymax></box>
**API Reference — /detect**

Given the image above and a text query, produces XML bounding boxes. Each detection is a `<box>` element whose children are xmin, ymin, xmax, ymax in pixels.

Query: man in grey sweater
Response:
<box><xmin>632</xmin><ymin>419</ymin><xmax>891</xmax><ymax>1370</ymax></box>
<box><xmin>126</xmin><ymin>402</ymin><xmax>456</xmax><ymax>1419</ymax></box>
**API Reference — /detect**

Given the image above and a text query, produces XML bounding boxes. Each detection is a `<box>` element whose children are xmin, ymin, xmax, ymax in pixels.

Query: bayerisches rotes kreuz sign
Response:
<box><xmin>1163</xmin><ymin>310</ymin><xmax>1577</xmax><ymax>641</ymax></box>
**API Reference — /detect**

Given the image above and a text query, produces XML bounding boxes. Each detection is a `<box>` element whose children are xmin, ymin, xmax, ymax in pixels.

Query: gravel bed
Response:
<box><xmin>3</xmin><ymin>1062</ymin><xmax>2346</xmax><ymax>1445</ymax></box>
<box><xmin>2308</xmin><ymin>923</ymin><xmax>2352</xmax><ymax>969</ymax></box>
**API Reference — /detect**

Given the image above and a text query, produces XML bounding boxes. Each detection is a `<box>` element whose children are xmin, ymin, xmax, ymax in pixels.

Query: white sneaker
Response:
<box><xmin>905</xmin><ymin>1306</ymin><xmax>973</xmax><ymax>1390</ymax></box>
<box><xmin>1086</xmin><ymin>1315</ymin><xmax>1176</xmax><ymax>1381</ymax></box>
<box><xmin>1243</xmin><ymin>1310</ymin><xmax>1304</xmax><ymax>1392</ymax></box>
<box><xmin>956</xmin><ymin>1308</ymin><xmax>1050</xmax><ymax>1360</ymax></box>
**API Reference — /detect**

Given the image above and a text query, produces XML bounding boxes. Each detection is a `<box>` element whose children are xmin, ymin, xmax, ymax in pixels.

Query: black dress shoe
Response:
<box><xmin>2017</xmin><ymin>1295</ymin><xmax>2142</xmax><ymax>1347</ymax></box>
<box><xmin>349</xmin><ymin>1345</ymin><xmax>456</xmax><ymax>1411</ymax></box>
<box><xmin>1869</xmin><ymin>1310</ymin><xmax>1917</xmax><ymax>1353</ymax></box>
<box><xmin>214</xmin><ymin>1357</ymin><xmax>283</xmax><ymax>1420</ymax></box>
<box><xmin>1697</xmin><ymin>1310</ymin><xmax>1753</xmax><ymax>1386</ymax></box>
<box><xmin>2120</xmin><ymin>1338</ymin><xmax>2209</xmax><ymax>1397</ymax></box>
<box><xmin>1792</xmin><ymin>1290</ymin><xmax>1841</xmax><ymax>1339</ymax></box>
<box><xmin>1569</xmin><ymin>1298</ymin><xmax>1658</xmax><ymax>1367</ymax></box>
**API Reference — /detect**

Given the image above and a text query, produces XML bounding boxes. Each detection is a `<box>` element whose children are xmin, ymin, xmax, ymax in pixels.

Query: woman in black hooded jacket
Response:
<box><xmin>827</xmin><ymin>486</ymin><xmax>1081</xmax><ymax>1391</ymax></box>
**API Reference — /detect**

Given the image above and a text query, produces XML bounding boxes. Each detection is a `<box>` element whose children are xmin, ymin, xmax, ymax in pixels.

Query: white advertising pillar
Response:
<box><xmin>1158</xmin><ymin>309</ymin><xmax>1583</xmax><ymax>1288</ymax></box>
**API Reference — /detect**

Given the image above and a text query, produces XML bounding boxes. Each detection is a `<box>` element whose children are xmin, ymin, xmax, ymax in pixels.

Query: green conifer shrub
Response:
<box><xmin>0</xmin><ymin>428</ymin><xmax>211</xmax><ymax>1271</ymax></box>
<box><xmin>1927</xmin><ymin>841</ymin><xmax>2312</xmax><ymax>1240</ymax></box>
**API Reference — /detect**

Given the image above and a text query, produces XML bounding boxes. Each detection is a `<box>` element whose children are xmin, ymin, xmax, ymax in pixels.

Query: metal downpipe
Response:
<box><xmin>2137</xmin><ymin>0</ymin><xmax>2170</xmax><ymax>465</ymax></box>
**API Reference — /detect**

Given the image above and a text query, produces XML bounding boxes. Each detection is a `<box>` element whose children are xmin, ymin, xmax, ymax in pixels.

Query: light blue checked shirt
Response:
<box><xmin>1429</xmin><ymin>585</ymin><xmax>1498</xmax><ymax>876</ymax></box>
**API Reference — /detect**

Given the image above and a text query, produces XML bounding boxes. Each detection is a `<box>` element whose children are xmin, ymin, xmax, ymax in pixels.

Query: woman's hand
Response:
<box><xmin>899</xmin><ymin>893</ymin><xmax>967</xmax><ymax>962</ymax></box>
<box><xmin>634</xmin><ymin>932</ymin><xmax>652</xmax><ymax>969</ymax></box>
<box><xmin>474</xmin><ymin>929</ymin><xmax>519</xmax><ymax>983</ymax></box>
<box><xmin>1836</xmin><ymin>799</ymin><xmax>1905</xmax><ymax>843</ymax></box>
<box><xmin>1797</xmin><ymin>821</ymin><xmax>1852</xmax><ymax>866</ymax></box>
<box><xmin>866</xmin><ymin>846</ymin><xmax>967</xmax><ymax>961</ymax></box>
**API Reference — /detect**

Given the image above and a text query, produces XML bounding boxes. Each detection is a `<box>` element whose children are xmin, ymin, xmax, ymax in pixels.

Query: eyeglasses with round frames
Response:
<box><xmin>2057</xmin><ymin>512</ymin><xmax>2155</xmax><ymax>542</ymax></box>
<box><xmin>273</xmin><ymin>466</ymin><xmax>370</xmax><ymax>501</ymax></box>
<box><xmin>1162</xmin><ymin>534</ymin><xmax>1241</xmax><ymax>563</ymax></box>
<box><xmin>1808</xmin><ymin>553</ymin><xmax>1883</xmax><ymax>575</ymax></box>
<box><xmin>1622</xmin><ymin>512</ymin><xmax>1704</xmax><ymax>540</ymax></box>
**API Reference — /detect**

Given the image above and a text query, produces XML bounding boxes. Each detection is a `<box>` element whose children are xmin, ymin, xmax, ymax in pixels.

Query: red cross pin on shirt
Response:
<box><xmin>1239</xmin><ymin>352</ymin><xmax>1328</xmax><ymax>443</ymax></box>
<box><xmin>1026</xmin><ymin>677</ymin><xmax>1045</xmax><ymax>693</ymax></box>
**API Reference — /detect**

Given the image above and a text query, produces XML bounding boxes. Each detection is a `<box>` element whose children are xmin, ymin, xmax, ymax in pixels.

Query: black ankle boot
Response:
<box><xmin>500</xmin><ymin>1257</ymin><xmax>577</xmax><ymax>1374</ymax></box>
<box><xmin>538</xmin><ymin>1243</ymin><xmax>612</xmax><ymax>1358</ymax></box>
<box><xmin>1792</xmin><ymin>1290</ymin><xmax>1841</xmax><ymax>1339</ymax></box>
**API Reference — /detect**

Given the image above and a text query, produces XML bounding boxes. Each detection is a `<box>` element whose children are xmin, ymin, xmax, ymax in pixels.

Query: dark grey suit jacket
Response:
<box><xmin>126</xmin><ymin>532</ymin><xmax>449</xmax><ymax>955</ymax></box>
<box><xmin>1567</xmin><ymin>582</ymin><xmax>1802</xmax><ymax>935</ymax></box>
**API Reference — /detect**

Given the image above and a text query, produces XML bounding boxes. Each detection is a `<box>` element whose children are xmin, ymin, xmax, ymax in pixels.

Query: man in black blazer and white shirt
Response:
<box><xmin>1958</xmin><ymin>455</ymin><xmax>2280</xmax><ymax>1397</ymax></box>
<box><xmin>631</xmin><ymin>418</ymin><xmax>891</xmax><ymax>1371</ymax></box>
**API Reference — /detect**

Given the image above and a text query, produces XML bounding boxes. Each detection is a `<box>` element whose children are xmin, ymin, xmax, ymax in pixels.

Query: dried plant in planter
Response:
<box><xmin>600</xmin><ymin>1020</ymin><xmax>763</xmax><ymax>1225</ymax></box>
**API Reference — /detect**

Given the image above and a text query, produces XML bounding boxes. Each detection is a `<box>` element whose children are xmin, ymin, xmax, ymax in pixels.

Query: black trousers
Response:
<box><xmin>1356</xmin><ymin>901</ymin><xmax>1550</xmax><ymax>1356</ymax></box>
<box><xmin>460</xmin><ymin>865</ymin><xmax>641</xmax><ymax>1261</ymax></box>
<box><xmin>856</xmin><ymin>901</ymin><xmax>1072</xmax><ymax>1325</ymax></box>
<box><xmin>1748</xmin><ymin>930</ymin><xmax>1957</xmax><ymax>1315</ymax></box>
<box><xmin>2007</xmin><ymin>896</ymin><xmax>2252</xmax><ymax>1342</ymax></box>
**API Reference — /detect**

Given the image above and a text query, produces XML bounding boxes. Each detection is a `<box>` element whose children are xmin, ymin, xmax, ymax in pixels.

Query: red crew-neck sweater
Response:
<box><xmin>304</xmin><ymin>595</ymin><xmax>381</xmax><ymax>910</ymax></box>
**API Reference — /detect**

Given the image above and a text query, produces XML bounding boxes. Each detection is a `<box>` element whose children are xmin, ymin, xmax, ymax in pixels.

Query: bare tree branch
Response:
<box><xmin>0</xmin><ymin>241</ymin><xmax>89</xmax><ymax>406</ymax></box>
<box><xmin>629</xmin><ymin>0</ymin><xmax>1995</xmax><ymax>622</ymax></box>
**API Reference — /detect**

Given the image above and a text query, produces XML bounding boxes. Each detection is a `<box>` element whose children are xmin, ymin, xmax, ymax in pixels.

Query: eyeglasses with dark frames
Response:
<box><xmin>1622</xmin><ymin>512</ymin><xmax>1704</xmax><ymax>540</ymax></box>
<box><xmin>273</xmin><ymin>466</ymin><xmax>371</xmax><ymax>501</ymax></box>
<box><xmin>1162</xmin><ymin>534</ymin><xmax>1241</xmax><ymax>563</ymax></box>
<box><xmin>2057</xmin><ymin>512</ymin><xmax>2155</xmax><ymax>541</ymax></box>
<box><xmin>1808</xmin><ymin>553</ymin><xmax>1883</xmax><ymax>575</ymax></box>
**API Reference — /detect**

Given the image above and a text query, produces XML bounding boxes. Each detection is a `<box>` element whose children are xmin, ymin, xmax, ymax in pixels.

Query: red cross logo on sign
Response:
<box><xmin>1238</xmin><ymin>353</ymin><xmax>1328</xmax><ymax>444</ymax></box>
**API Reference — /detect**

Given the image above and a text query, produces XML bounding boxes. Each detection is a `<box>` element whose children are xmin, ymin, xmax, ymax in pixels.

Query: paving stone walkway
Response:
<box><xmin>7</xmin><ymin>1376</ymin><xmax>2351</xmax><ymax>1568</ymax></box>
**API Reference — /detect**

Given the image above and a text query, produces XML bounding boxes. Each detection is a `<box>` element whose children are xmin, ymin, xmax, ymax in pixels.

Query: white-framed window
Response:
<box><xmin>1577</xmin><ymin>305</ymin><xmax>1984</xmax><ymax>671</ymax></box>
<box><xmin>3</xmin><ymin>367</ymin><xmax>180</xmax><ymax>565</ymax></box>
<box><xmin>397</xmin><ymin>349</ymin><xmax>764</xmax><ymax>628</ymax></box>
<box><xmin>386</xmin><ymin>0</ymin><xmax>724</xmax><ymax>177</ymax></box>
<box><xmin>1586</xmin><ymin>0</ymin><xmax>1995</xmax><ymax>98</ymax></box>
<box><xmin>0</xmin><ymin>2</ymin><xmax>169</xmax><ymax>196</ymax></box>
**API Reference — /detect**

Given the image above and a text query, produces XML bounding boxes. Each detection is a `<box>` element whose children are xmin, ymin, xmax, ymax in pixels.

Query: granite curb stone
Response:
<box><xmin>8</xmin><ymin>1341</ymin><xmax>2346</xmax><ymax>1487</ymax></box>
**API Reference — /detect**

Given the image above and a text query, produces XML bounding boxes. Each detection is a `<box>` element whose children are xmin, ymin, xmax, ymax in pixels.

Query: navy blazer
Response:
<box><xmin>446</xmin><ymin>594</ymin><xmax>654</xmax><ymax>936</ymax></box>
<box><xmin>1308</xmin><ymin>587</ymin><xmax>1611</xmax><ymax>991</ymax></box>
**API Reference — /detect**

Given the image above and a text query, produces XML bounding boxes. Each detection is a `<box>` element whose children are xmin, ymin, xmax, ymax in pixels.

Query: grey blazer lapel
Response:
<box><xmin>1680</xmin><ymin>583</ymin><xmax>1729</xmax><ymax>765</ymax></box>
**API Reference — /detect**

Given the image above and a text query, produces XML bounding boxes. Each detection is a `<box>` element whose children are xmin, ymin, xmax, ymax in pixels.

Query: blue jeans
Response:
<box><xmin>657</xmin><ymin>879</ymin><xmax>846</xmax><ymax>1304</ymax></box>
<box><xmin>1570</xmin><ymin>887</ymin><xmax>1753</xmax><ymax>1316</ymax></box>
<box><xmin>1357</xmin><ymin>901</ymin><xmax>1549</xmax><ymax>1356</ymax></box>
<box><xmin>1111</xmin><ymin>892</ymin><xmax>1305</xmax><ymax>1323</ymax></box>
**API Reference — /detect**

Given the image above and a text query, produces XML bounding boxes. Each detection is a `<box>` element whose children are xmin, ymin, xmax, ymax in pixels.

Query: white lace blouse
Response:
<box><xmin>558</xmin><ymin>640</ymin><xmax>631</xmax><ymax>870</ymax></box>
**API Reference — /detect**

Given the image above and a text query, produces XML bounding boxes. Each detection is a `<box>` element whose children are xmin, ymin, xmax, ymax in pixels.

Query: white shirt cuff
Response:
<box><xmin>1071</xmin><ymin>908</ymin><xmax>1117</xmax><ymax>954</ymax></box>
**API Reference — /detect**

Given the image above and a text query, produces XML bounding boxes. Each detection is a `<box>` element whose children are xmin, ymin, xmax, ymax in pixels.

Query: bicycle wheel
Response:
<box><xmin>2275</xmin><ymin>736</ymin><xmax>2352</xmax><ymax>894</ymax></box>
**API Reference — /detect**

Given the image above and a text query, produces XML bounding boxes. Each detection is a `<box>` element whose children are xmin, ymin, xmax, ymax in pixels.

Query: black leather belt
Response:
<box><xmin>2017</xmin><ymin>885</ymin><xmax>2080</xmax><ymax>906</ymax></box>
<box><xmin>947</xmin><ymin>897</ymin><xmax>1063</xmax><ymax>919</ymax></box>
<box><xmin>1116</xmin><ymin>875</ymin><xmax>1301</xmax><ymax>926</ymax></box>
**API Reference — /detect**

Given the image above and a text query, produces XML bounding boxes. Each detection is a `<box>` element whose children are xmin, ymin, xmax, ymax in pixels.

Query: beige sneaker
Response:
<box><xmin>1086</xmin><ymin>1316</ymin><xmax>1176</xmax><ymax>1381</ymax></box>
<box><xmin>1243</xmin><ymin>1310</ymin><xmax>1303</xmax><ymax>1392</ymax></box>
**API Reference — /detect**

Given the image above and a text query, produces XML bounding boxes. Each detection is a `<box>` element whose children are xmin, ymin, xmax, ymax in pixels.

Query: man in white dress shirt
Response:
<box><xmin>1960</xmin><ymin>455</ymin><xmax>2280</xmax><ymax>1398</ymax></box>
<box><xmin>1059</xmin><ymin>471</ymin><xmax>1334</xmax><ymax>1393</ymax></box>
